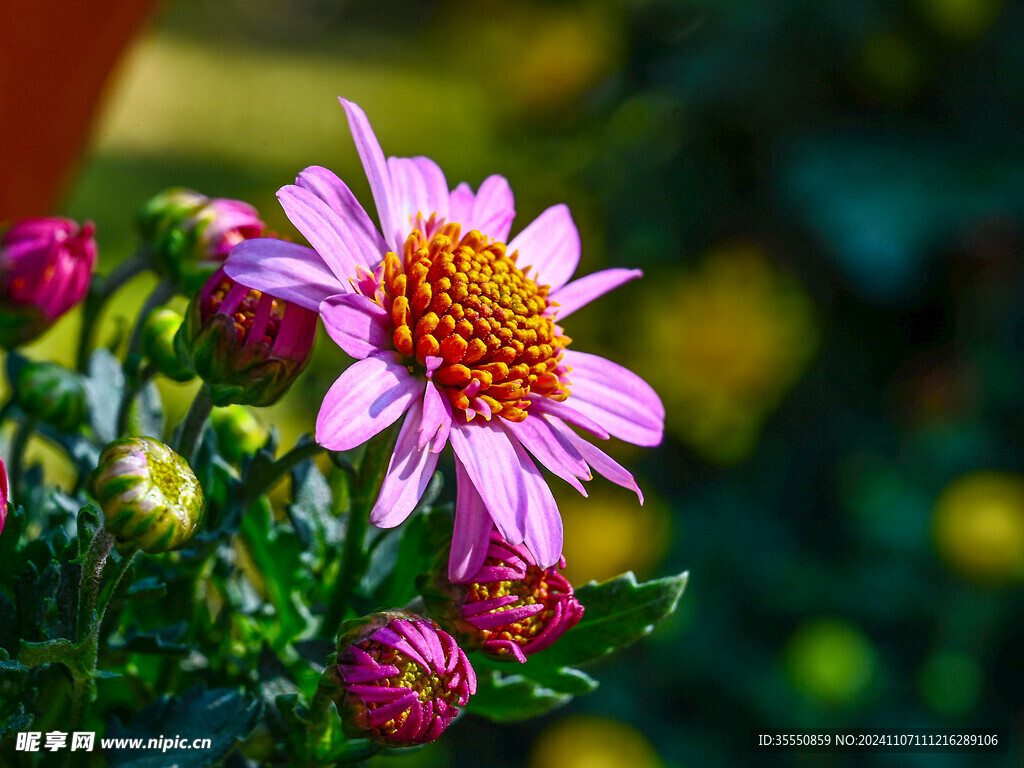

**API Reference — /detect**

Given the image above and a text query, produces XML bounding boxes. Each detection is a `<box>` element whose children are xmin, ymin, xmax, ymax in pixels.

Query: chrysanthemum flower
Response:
<box><xmin>329</xmin><ymin>609</ymin><xmax>475</xmax><ymax>746</ymax></box>
<box><xmin>225</xmin><ymin>99</ymin><xmax>663</xmax><ymax>580</ymax></box>
<box><xmin>421</xmin><ymin>531</ymin><xmax>585</xmax><ymax>662</ymax></box>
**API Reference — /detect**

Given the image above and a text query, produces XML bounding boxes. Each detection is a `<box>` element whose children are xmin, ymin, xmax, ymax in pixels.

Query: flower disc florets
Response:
<box><xmin>423</xmin><ymin>531</ymin><xmax>584</xmax><ymax>662</ymax></box>
<box><xmin>175</xmin><ymin>267</ymin><xmax>318</xmax><ymax>407</ymax></box>
<box><xmin>330</xmin><ymin>609</ymin><xmax>476</xmax><ymax>746</ymax></box>
<box><xmin>379</xmin><ymin>218</ymin><xmax>571</xmax><ymax>422</ymax></box>
<box><xmin>88</xmin><ymin>437</ymin><xmax>204</xmax><ymax>554</ymax></box>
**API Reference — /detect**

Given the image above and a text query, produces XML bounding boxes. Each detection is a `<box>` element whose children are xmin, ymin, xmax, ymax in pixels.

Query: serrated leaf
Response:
<box><xmin>470</xmin><ymin>654</ymin><xmax>599</xmax><ymax>696</ymax></box>
<box><xmin>111</xmin><ymin>623</ymin><xmax>190</xmax><ymax>657</ymax></box>
<box><xmin>84</xmin><ymin>349</ymin><xmax>126</xmax><ymax>443</ymax></box>
<box><xmin>288</xmin><ymin>459</ymin><xmax>342</xmax><ymax>562</ymax></box>
<box><xmin>535</xmin><ymin>571</ymin><xmax>689</xmax><ymax>670</ymax></box>
<box><xmin>466</xmin><ymin>669</ymin><xmax>571</xmax><ymax>721</ymax></box>
<box><xmin>0</xmin><ymin>702</ymin><xmax>34</xmax><ymax>739</ymax></box>
<box><xmin>106</xmin><ymin>686</ymin><xmax>262</xmax><ymax>768</ymax></box>
<box><xmin>125</xmin><ymin>577</ymin><xmax>168</xmax><ymax>602</ymax></box>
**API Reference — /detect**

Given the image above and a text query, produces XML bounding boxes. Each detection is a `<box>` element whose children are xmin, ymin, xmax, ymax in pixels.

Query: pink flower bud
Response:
<box><xmin>424</xmin><ymin>532</ymin><xmax>585</xmax><ymax>663</ymax></box>
<box><xmin>0</xmin><ymin>218</ymin><xmax>97</xmax><ymax>346</ymax></box>
<box><xmin>329</xmin><ymin>609</ymin><xmax>476</xmax><ymax>746</ymax></box>
<box><xmin>175</xmin><ymin>266</ymin><xmax>317</xmax><ymax>407</ymax></box>
<box><xmin>0</xmin><ymin>456</ymin><xmax>7</xmax><ymax>535</ymax></box>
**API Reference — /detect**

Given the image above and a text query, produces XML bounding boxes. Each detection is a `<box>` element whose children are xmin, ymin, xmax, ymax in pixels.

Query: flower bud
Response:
<box><xmin>16</xmin><ymin>361</ymin><xmax>87</xmax><ymax>432</ymax></box>
<box><xmin>210</xmin><ymin>405</ymin><xmax>268</xmax><ymax>462</ymax></box>
<box><xmin>175</xmin><ymin>267</ymin><xmax>317</xmax><ymax>407</ymax></box>
<box><xmin>139</xmin><ymin>188</ymin><xmax>264</xmax><ymax>290</ymax></box>
<box><xmin>88</xmin><ymin>437</ymin><xmax>204</xmax><ymax>554</ymax></box>
<box><xmin>141</xmin><ymin>306</ymin><xmax>194</xmax><ymax>382</ymax></box>
<box><xmin>0</xmin><ymin>456</ymin><xmax>8</xmax><ymax>536</ymax></box>
<box><xmin>326</xmin><ymin>609</ymin><xmax>476</xmax><ymax>746</ymax></box>
<box><xmin>422</xmin><ymin>532</ymin><xmax>585</xmax><ymax>663</ymax></box>
<box><xmin>0</xmin><ymin>218</ymin><xmax>97</xmax><ymax>347</ymax></box>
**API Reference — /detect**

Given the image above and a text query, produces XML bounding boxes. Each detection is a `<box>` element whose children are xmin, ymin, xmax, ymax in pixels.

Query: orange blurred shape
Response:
<box><xmin>0</xmin><ymin>0</ymin><xmax>156</xmax><ymax>220</ymax></box>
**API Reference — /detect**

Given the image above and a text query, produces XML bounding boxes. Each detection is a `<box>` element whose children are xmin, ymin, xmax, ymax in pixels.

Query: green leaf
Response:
<box><xmin>533</xmin><ymin>571</ymin><xmax>689</xmax><ymax>670</ymax></box>
<box><xmin>106</xmin><ymin>686</ymin><xmax>262</xmax><ymax>768</ymax></box>
<box><xmin>83</xmin><ymin>349</ymin><xmax>126</xmax><ymax>444</ymax></box>
<box><xmin>288</xmin><ymin>459</ymin><xmax>342</xmax><ymax>564</ymax></box>
<box><xmin>371</xmin><ymin>486</ymin><xmax>447</xmax><ymax>608</ymax></box>
<box><xmin>124</xmin><ymin>380</ymin><xmax>165</xmax><ymax>439</ymax></box>
<box><xmin>125</xmin><ymin>577</ymin><xmax>168</xmax><ymax>602</ymax></box>
<box><xmin>469</xmin><ymin>654</ymin><xmax>599</xmax><ymax>697</ymax></box>
<box><xmin>466</xmin><ymin>669</ymin><xmax>572</xmax><ymax>722</ymax></box>
<box><xmin>111</xmin><ymin>623</ymin><xmax>190</xmax><ymax>657</ymax></box>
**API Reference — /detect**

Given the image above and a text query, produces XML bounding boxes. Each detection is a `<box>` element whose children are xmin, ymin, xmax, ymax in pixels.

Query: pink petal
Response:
<box><xmin>295</xmin><ymin>165</ymin><xmax>389</xmax><ymax>263</ymax></box>
<box><xmin>278</xmin><ymin>185</ymin><xmax>371</xmax><ymax>280</ymax></box>
<box><xmin>448</xmin><ymin>182</ymin><xmax>474</xmax><ymax>225</ymax></box>
<box><xmin>502</xmin><ymin>416</ymin><xmax>589</xmax><ymax>495</ymax></box>
<box><xmin>340</xmin><ymin>98</ymin><xmax>402</xmax><ymax>251</ymax></box>
<box><xmin>315</xmin><ymin>352</ymin><xmax>423</xmax><ymax>451</ymax></box>
<box><xmin>550</xmin><ymin>268</ymin><xmax>643</xmax><ymax>320</ymax></box>
<box><xmin>527</xmin><ymin>396</ymin><xmax>609</xmax><ymax>440</ymax></box>
<box><xmin>555</xmin><ymin>420</ymin><xmax>644</xmax><ymax>502</ymax></box>
<box><xmin>449</xmin><ymin>460</ymin><xmax>495</xmax><ymax>582</ymax></box>
<box><xmin>387</xmin><ymin>156</ymin><xmax>450</xmax><ymax>224</ymax></box>
<box><xmin>509</xmin><ymin>434</ymin><xmax>563</xmax><ymax>569</ymax></box>
<box><xmin>419</xmin><ymin>381</ymin><xmax>453</xmax><ymax>452</ymax></box>
<box><xmin>370</xmin><ymin>398</ymin><xmax>440</xmax><ymax>527</ymax></box>
<box><xmin>563</xmin><ymin>350</ymin><xmax>664</xmax><ymax>447</ymax></box>
<box><xmin>320</xmin><ymin>293</ymin><xmax>392</xmax><ymax>360</ymax></box>
<box><xmin>507</xmin><ymin>204</ymin><xmax>580</xmax><ymax>291</ymax></box>
<box><xmin>225</xmin><ymin>238</ymin><xmax>345</xmax><ymax>311</ymax></box>
<box><xmin>469</xmin><ymin>175</ymin><xmax>515</xmax><ymax>242</ymax></box>
<box><xmin>449</xmin><ymin>422</ymin><xmax>527</xmax><ymax>545</ymax></box>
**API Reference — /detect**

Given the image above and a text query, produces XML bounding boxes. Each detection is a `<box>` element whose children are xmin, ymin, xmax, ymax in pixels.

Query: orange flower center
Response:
<box><xmin>381</xmin><ymin>219</ymin><xmax>570</xmax><ymax>421</ymax></box>
<box><xmin>203</xmin><ymin>274</ymin><xmax>284</xmax><ymax>346</ymax></box>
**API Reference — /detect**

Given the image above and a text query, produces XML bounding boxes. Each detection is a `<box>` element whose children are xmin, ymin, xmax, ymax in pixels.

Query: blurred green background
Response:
<box><xmin>14</xmin><ymin>0</ymin><xmax>1024</xmax><ymax>765</ymax></box>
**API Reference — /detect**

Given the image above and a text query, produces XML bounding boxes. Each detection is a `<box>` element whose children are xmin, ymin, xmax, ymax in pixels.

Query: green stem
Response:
<box><xmin>76</xmin><ymin>253</ymin><xmax>150</xmax><ymax>372</ymax></box>
<box><xmin>76</xmin><ymin>528</ymin><xmax>115</xmax><ymax>641</ymax></box>
<box><xmin>176</xmin><ymin>384</ymin><xmax>213</xmax><ymax>463</ymax></box>
<box><xmin>124</xmin><ymin>279</ymin><xmax>176</xmax><ymax>379</ymax></box>
<box><xmin>323</xmin><ymin>427</ymin><xmax>398</xmax><ymax>635</ymax></box>
<box><xmin>8</xmin><ymin>415</ymin><xmax>37</xmax><ymax>502</ymax></box>
<box><xmin>116</xmin><ymin>362</ymin><xmax>157</xmax><ymax>437</ymax></box>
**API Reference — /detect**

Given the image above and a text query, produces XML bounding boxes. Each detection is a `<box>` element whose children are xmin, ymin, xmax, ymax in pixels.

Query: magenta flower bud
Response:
<box><xmin>0</xmin><ymin>456</ymin><xmax>8</xmax><ymax>535</ymax></box>
<box><xmin>423</xmin><ymin>532</ymin><xmax>585</xmax><ymax>663</ymax></box>
<box><xmin>327</xmin><ymin>609</ymin><xmax>476</xmax><ymax>747</ymax></box>
<box><xmin>175</xmin><ymin>266</ymin><xmax>317</xmax><ymax>407</ymax></box>
<box><xmin>0</xmin><ymin>217</ymin><xmax>97</xmax><ymax>347</ymax></box>
<box><xmin>139</xmin><ymin>189</ymin><xmax>265</xmax><ymax>290</ymax></box>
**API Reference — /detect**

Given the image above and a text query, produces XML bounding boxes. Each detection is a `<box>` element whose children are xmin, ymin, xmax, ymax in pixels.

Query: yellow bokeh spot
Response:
<box><xmin>442</xmin><ymin>1</ymin><xmax>625</xmax><ymax>116</ymax></box>
<box><xmin>634</xmin><ymin>242</ymin><xmax>818</xmax><ymax>464</ymax></box>
<box><xmin>933</xmin><ymin>471</ymin><xmax>1024</xmax><ymax>584</ymax></box>
<box><xmin>529</xmin><ymin>715</ymin><xmax>663</xmax><ymax>768</ymax></box>
<box><xmin>913</xmin><ymin>0</ymin><xmax>1002</xmax><ymax>40</ymax></box>
<box><xmin>557</xmin><ymin>482</ymin><xmax>670</xmax><ymax>584</ymax></box>
<box><xmin>785</xmin><ymin>618</ymin><xmax>877</xmax><ymax>706</ymax></box>
<box><xmin>855</xmin><ymin>30</ymin><xmax>927</xmax><ymax>107</ymax></box>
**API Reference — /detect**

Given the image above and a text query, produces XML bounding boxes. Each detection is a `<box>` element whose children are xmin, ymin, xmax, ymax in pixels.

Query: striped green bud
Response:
<box><xmin>89</xmin><ymin>437</ymin><xmax>204</xmax><ymax>554</ymax></box>
<box><xmin>142</xmin><ymin>306</ymin><xmax>194</xmax><ymax>382</ymax></box>
<box><xmin>17</xmin><ymin>361</ymin><xmax>86</xmax><ymax>432</ymax></box>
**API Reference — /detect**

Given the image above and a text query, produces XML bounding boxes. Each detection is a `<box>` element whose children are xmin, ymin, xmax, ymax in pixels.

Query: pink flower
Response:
<box><xmin>0</xmin><ymin>217</ymin><xmax>97</xmax><ymax>346</ymax></box>
<box><xmin>423</xmin><ymin>531</ymin><xmax>585</xmax><ymax>663</ymax></box>
<box><xmin>330</xmin><ymin>610</ymin><xmax>475</xmax><ymax>746</ymax></box>
<box><xmin>225</xmin><ymin>99</ymin><xmax>664</xmax><ymax>579</ymax></box>
<box><xmin>0</xmin><ymin>456</ymin><xmax>7</xmax><ymax>535</ymax></box>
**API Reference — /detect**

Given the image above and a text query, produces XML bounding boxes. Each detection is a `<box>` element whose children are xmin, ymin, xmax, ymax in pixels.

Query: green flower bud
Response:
<box><xmin>16</xmin><ymin>361</ymin><xmax>87</xmax><ymax>432</ymax></box>
<box><xmin>141</xmin><ymin>306</ymin><xmax>194</xmax><ymax>382</ymax></box>
<box><xmin>210</xmin><ymin>405</ymin><xmax>268</xmax><ymax>462</ymax></box>
<box><xmin>138</xmin><ymin>188</ymin><xmax>265</xmax><ymax>292</ymax></box>
<box><xmin>88</xmin><ymin>437</ymin><xmax>204</xmax><ymax>554</ymax></box>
